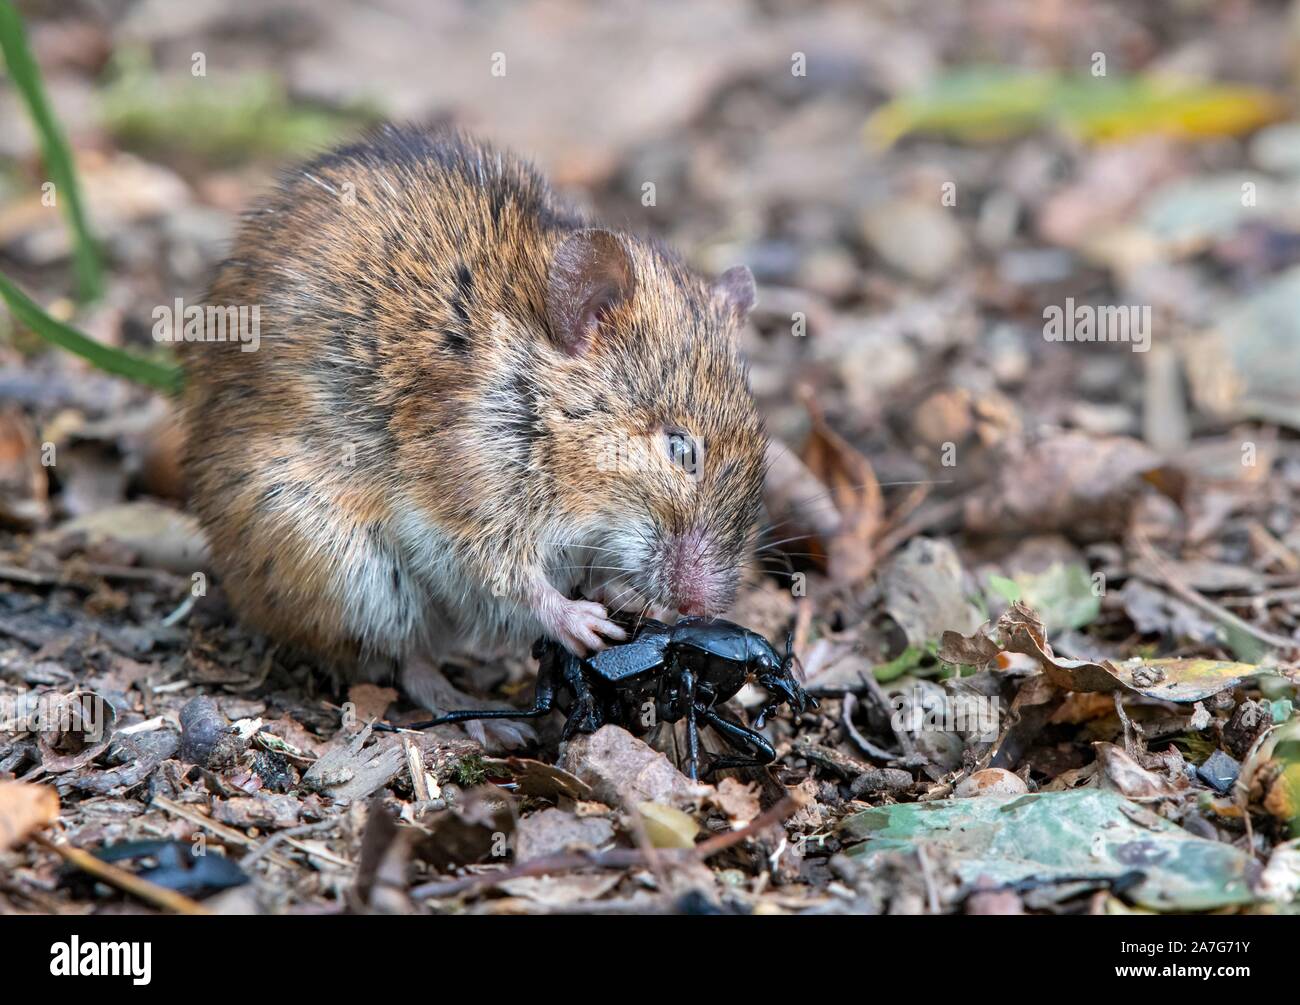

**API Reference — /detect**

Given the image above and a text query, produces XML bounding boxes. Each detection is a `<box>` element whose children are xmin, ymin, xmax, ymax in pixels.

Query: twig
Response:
<box><xmin>793</xmin><ymin>738</ymin><xmax>872</xmax><ymax>779</ymax></box>
<box><xmin>151</xmin><ymin>795</ymin><xmax>296</xmax><ymax>870</ymax></box>
<box><xmin>35</xmin><ymin>833</ymin><xmax>211</xmax><ymax>915</ymax></box>
<box><xmin>403</xmin><ymin>735</ymin><xmax>429</xmax><ymax>801</ymax></box>
<box><xmin>792</xmin><ymin>601</ymin><xmax>813</xmax><ymax>660</ymax></box>
<box><xmin>693</xmin><ymin>795</ymin><xmax>798</xmax><ymax>858</ymax></box>
<box><xmin>410</xmin><ymin>795</ymin><xmax>798</xmax><ymax>900</ymax></box>
<box><xmin>1131</xmin><ymin>528</ymin><xmax>1296</xmax><ymax>653</ymax></box>
<box><xmin>0</xmin><ymin>560</ymin><xmax>185</xmax><ymax>592</ymax></box>
<box><xmin>873</xmin><ymin>494</ymin><xmax>967</xmax><ymax>563</ymax></box>
<box><xmin>1246</xmin><ymin>519</ymin><xmax>1300</xmax><ymax>573</ymax></box>
<box><xmin>623</xmin><ymin>801</ymin><xmax>673</xmax><ymax>892</ymax></box>
<box><xmin>841</xmin><ymin>692</ymin><xmax>900</xmax><ymax>761</ymax></box>
<box><xmin>915</xmin><ymin>843</ymin><xmax>940</xmax><ymax>915</ymax></box>
<box><xmin>82</xmin><ymin>563</ymin><xmax>186</xmax><ymax>588</ymax></box>
<box><xmin>243</xmin><ymin>820</ymin><xmax>338</xmax><ymax>869</ymax></box>
<box><xmin>161</xmin><ymin>593</ymin><xmax>196</xmax><ymax>627</ymax></box>
<box><xmin>0</xmin><ymin>563</ymin><xmax>59</xmax><ymax>586</ymax></box>
<box><xmin>154</xmin><ymin>795</ymin><xmax>355</xmax><ymax>869</ymax></box>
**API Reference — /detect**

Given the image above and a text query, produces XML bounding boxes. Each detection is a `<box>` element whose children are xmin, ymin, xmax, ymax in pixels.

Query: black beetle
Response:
<box><xmin>379</xmin><ymin>617</ymin><xmax>816</xmax><ymax>780</ymax></box>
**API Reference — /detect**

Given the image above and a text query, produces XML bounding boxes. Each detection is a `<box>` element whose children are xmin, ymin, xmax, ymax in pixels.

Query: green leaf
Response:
<box><xmin>872</xmin><ymin>646</ymin><xmax>925</xmax><ymax>683</ymax></box>
<box><xmin>102</xmin><ymin>49</ymin><xmax>378</xmax><ymax>166</ymax></box>
<box><xmin>0</xmin><ymin>272</ymin><xmax>181</xmax><ymax>394</ymax></box>
<box><xmin>868</xmin><ymin>642</ymin><xmax>930</xmax><ymax>681</ymax></box>
<box><xmin>841</xmin><ymin>790</ymin><xmax>1260</xmax><ymax>910</ymax></box>
<box><xmin>867</xmin><ymin>68</ymin><xmax>1286</xmax><ymax>149</ymax></box>
<box><xmin>0</xmin><ymin>0</ymin><xmax>102</xmax><ymax>301</ymax></box>
<box><xmin>1010</xmin><ymin>562</ymin><xmax>1101</xmax><ymax>634</ymax></box>
<box><xmin>866</xmin><ymin>68</ymin><xmax>1058</xmax><ymax>147</ymax></box>
<box><xmin>986</xmin><ymin>574</ymin><xmax>1021</xmax><ymax>604</ymax></box>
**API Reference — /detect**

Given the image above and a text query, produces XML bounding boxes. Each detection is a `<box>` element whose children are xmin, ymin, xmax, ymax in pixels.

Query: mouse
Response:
<box><xmin>180</xmin><ymin>124</ymin><xmax>767</xmax><ymax>749</ymax></box>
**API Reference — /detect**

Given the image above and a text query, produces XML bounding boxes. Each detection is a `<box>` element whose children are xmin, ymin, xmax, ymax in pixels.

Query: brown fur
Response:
<box><xmin>181</xmin><ymin>125</ymin><xmax>766</xmax><ymax>684</ymax></box>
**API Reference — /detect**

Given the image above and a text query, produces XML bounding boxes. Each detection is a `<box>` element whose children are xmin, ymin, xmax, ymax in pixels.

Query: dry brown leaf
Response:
<box><xmin>0</xmin><ymin>405</ymin><xmax>49</xmax><ymax>528</ymax></box>
<box><xmin>1094</xmin><ymin>742</ymin><xmax>1189</xmax><ymax>800</ymax></box>
<box><xmin>937</xmin><ymin>627</ymin><xmax>1003</xmax><ymax>670</ymax></box>
<box><xmin>0</xmin><ymin>781</ymin><xmax>59</xmax><ymax>850</ymax></box>
<box><xmin>347</xmin><ymin>683</ymin><xmax>399</xmax><ymax>723</ymax></box>
<box><xmin>799</xmin><ymin>389</ymin><xmax>883</xmax><ymax>583</ymax></box>
<box><xmin>1000</xmin><ymin>601</ymin><xmax>1255</xmax><ymax>702</ymax></box>
<box><xmin>482</xmin><ymin>756</ymin><xmax>595</xmax><ymax>802</ymax></box>
<box><xmin>710</xmin><ymin>776</ymin><xmax>762</xmax><ymax>824</ymax></box>
<box><xmin>561</xmin><ymin>725</ymin><xmax>712</xmax><ymax>810</ymax></box>
<box><xmin>964</xmin><ymin>433</ymin><xmax>1167</xmax><ymax>541</ymax></box>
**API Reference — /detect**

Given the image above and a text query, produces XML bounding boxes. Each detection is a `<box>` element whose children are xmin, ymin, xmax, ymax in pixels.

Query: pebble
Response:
<box><xmin>860</xmin><ymin>199</ymin><xmax>966</xmax><ymax>285</ymax></box>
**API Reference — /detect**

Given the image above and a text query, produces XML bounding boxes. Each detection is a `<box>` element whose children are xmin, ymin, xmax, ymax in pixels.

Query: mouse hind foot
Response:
<box><xmin>399</xmin><ymin>654</ymin><xmax>539</xmax><ymax>752</ymax></box>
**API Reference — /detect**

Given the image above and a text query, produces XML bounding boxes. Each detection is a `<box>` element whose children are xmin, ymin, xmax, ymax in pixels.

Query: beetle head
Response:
<box><xmin>759</xmin><ymin>632</ymin><xmax>817</xmax><ymax>716</ymax></box>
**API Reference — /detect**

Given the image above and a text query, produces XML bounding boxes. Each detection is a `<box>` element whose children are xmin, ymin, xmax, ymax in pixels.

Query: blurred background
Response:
<box><xmin>1</xmin><ymin>1</ymin><xmax>1297</xmax><ymax>525</ymax></box>
<box><xmin>2</xmin><ymin>0</ymin><xmax>1300</xmax><ymax>914</ymax></box>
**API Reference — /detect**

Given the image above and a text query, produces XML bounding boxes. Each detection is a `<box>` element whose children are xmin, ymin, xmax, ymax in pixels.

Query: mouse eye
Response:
<box><xmin>663</xmin><ymin>428</ymin><xmax>701</xmax><ymax>475</ymax></box>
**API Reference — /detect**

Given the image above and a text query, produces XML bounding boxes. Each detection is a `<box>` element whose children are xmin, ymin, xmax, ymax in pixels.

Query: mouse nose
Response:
<box><xmin>662</xmin><ymin>527</ymin><xmax>732</xmax><ymax>619</ymax></box>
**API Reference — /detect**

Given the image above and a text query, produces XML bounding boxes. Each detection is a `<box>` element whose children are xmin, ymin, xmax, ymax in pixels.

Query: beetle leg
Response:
<box><xmin>374</xmin><ymin>642</ymin><xmax>564</xmax><ymax>733</ymax></box>
<box><xmin>695</xmin><ymin>703</ymin><xmax>776</xmax><ymax>776</ymax></box>
<box><xmin>682</xmin><ymin>669</ymin><xmax>699</xmax><ymax>780</ymax></box>
<box><xmin>753</xmin><ymin>700</ymin><xmax>781</xmax><ymax>730</ymax></box>
<box><xmin>560</xmin><ymin>653</ymin><xmax>601</xmax><ymax>739</ymax></box>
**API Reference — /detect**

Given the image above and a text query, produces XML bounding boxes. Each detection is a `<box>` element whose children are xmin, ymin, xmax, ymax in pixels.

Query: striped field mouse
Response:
<box><xmin>181</xmin><ymin>125</ymin><xmax>766</xmax><ymax>748</ymax></box>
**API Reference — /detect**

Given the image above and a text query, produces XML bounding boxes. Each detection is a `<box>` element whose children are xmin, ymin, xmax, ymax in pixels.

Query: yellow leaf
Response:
<box><xmin>866</xmin><ymin>69</ymin><xmax>1286</xmax><ymax>149</ymax></box>
<box><xmin>637</xmin><ymin>801</ymin><xmax>699</xmax><ymax>849</ymax></box>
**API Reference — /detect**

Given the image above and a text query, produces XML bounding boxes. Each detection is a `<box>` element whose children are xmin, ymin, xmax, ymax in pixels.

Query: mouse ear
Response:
<box><xmin>712</xmin><ymin>265</ymin><xmax>757</xmax><ymax>324</ymax></box>
<box><xmin>546</xmin><ymin>229</ymin><xmax>635</xmax><ymax>356</ymax></box>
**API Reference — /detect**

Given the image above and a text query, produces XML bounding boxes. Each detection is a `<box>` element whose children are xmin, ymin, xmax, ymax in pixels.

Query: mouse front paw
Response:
<box><xmin>538</xmin><ymin>595</ymin><xmax>626</xmax><ymax>656</ymax></box>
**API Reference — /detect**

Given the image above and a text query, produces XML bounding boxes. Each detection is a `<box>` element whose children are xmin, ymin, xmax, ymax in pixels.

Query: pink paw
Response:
<box><xmin>542</xmin><ymin>596</ymin><xmax>626</xmax><ymax>655</ymax></box>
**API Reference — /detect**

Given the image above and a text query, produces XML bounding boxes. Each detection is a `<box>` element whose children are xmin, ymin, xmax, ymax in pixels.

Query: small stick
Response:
<box><xmin>793</xmin><ymin>738</ymin><xmax>872</xmax><ymax>779</ymax></box>
<box><xmin>915</xmin><ymin>842</ymin><xmax>941</xmax><ymax>915</ymax></box>
<box><xmin>692</xmin><ymin>795</ymin><xmax>797</xmax><ymax>858</ymax></box>
<box><xmin>35</xmin><ymin>833</ymin><xmax>211</xmax><ymax>915</ymax></box>
<box><xmin>792</xmin><ymin>601</ymin><xmax>813</xmax><ymax>661</ymax></box>
<box><xmin>1131</xmin><ymin>528</ymin><xmax>1295</xmax><ymax>653</ymax></box>
<box><xmin>0</xmin><ymin>563</ymin><xmax>59</xmax><ymax>586</ymax></box>
<box><xmin>403</xmin><ymin>735</ymin><xmax>429</xmax><ymax>802</ymax></box>
<box><xmin>244</xmin><ymin>820</ymin><xmax>339</xmax><ymax>869</ymax></box>
<box><xmin>872</xmin><ymin>495</ymin><xmax>967</xmax><ymax>563</ymax></box>
<box><xmin>410</xmin><ymin>795</ymin><xmax>798</xmax><ymax>900</ymax></box>
<box><xmin>155</xmin><ymin>796</ymin><xmax>355</xmax><ymax>870</ymax></box>
<box><xmin>161</xmin><ymin>593</ymin><xmax>197</xmax><ymax>626</ymax></box>
<box><xmin>840</xmin><ymin>692</ymin><xmax>899</xmax><ymax>762</ymax></box>
<box><xmin>621</xmin><ymin>792</ymin><xmax>673</xmax><ymax>891</ymax></box>
<box><xmin>152</xmin><ymin>795</ymin><xmax>296</xmax><ymax>870</ymax></box>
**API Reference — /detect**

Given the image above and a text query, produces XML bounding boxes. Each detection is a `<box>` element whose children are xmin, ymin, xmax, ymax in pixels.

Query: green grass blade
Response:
<box><xmin>0</xmin><ymin>271</ymin><xmax>181</xmax><ymax>394</ymax></box>
<box><xmin>0</xmin><ymin>0</ymin><xmax>103</xmax><ymax>302</ymax></box>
